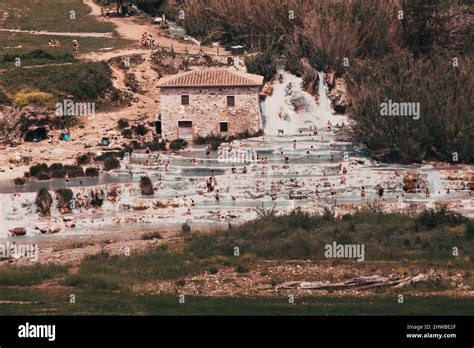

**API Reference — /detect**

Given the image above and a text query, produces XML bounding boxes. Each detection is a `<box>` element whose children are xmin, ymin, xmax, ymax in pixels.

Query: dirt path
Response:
<box><xmin>79</xmin><ymin>48</ymin><xmax>150</xmax><ymax>61</ymax></box>
<box><xmin>83</xmin><ymin>0</ymin><xmax>229</xmax><ymax>57</ymax></box>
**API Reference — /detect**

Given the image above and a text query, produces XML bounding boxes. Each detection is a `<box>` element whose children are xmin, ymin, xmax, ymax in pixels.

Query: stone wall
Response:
<box><xmin>159</xmin><ymin>86</ymin><xmax>262</xmax><ymax>140</ymax></box>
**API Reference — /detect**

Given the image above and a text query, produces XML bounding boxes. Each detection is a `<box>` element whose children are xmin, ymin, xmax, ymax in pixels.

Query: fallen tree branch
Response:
<box><xmin>277</xmin><ymin>272</ymin><xmax>436</xmax><ymax>291</ymax></box>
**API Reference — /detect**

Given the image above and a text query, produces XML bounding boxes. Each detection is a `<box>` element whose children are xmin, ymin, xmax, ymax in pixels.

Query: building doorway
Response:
<box><xmin>178</xmin><ymin>121</ymin><xmax>193</xmax><ymax>140</ymax></box>
<box><xmin>155</xmin><ymin>121</ymin><xmax>162</xmax><ymax>134</ymax></box>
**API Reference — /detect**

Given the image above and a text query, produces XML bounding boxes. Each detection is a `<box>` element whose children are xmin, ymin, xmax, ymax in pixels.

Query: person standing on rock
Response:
<box><xmin>378</xmin><ymin>186</ymin><xmax>384</xmax><ymax>199</ymax></box>
<box><xmin>72</xmin><ymin>39</ymin><xmax>79</xmax><ymax>52</ymax></box>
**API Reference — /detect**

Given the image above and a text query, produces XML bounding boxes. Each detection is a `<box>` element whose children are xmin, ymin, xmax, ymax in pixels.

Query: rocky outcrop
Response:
<box><xmin>0</xmin><ymin>105</ymin><xmax>63</xmax><ymax>144</ymax></box>
<box><xmin>36</xmin><ymin>188</ymin><xmax>53</xmax><ymax>216</ymax></box>
<box><xmin>403</xmin><ymin>172</ymin><xmax>421</xmax><ymax>193</ymax></box>
<box><xmin>140</xmin><ymin>176</ymin><xmax>155</xmax><ymax>195</ymax></box>
<box><xmin>9</xmin><ymin>227</ymin><xmax>26</xmax><ymax>236</ymax></box>
<box><xmin>326</xmin><ymin>72</ymin><xmax>351</xmax><ymax>114</ymax></box>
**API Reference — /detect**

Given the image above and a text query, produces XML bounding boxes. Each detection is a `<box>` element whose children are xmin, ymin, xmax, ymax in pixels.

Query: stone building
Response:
<box><xmin>157</xmin><ymin>68</ymin><xmax>264</xmax><ymax>140</ymax></box>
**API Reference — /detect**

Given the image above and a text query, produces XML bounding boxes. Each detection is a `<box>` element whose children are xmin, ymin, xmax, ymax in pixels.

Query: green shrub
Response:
<box><xmin>347</xmin><ymin>55</ymin><xmax>473</xmax><ymax>163</ymax></box>
<box><xmin>140</xmin><ymin>176</ymin><xmax>154</xmax><ymax>195</ymax></box>
<box><xmin>465</xmin><ymin>220</ymin><xmax>474</xmax><ymax>240</ymax></box>
<box><xmin>55</xmin><ymin>188</ymin><xmax>73</xmax><ymax>209</ymax></box>
<box><xmin>76</xmin><ymin>154</ymin><xmax>91</xmax><ymax>166</ymax></box>
<box><xmin>245</xmin><ymin>51</ymin><xmax>277</xmax><ymax>81</ymax></box>
<box><xmin>0</xmin><ymin>89</ymin><xmax>11</xmax><ymax>104</ymax></box>
<box><xmin>85</xmin><ymin>167</ymin><xmax>99</xmax><ymax>177</ymax></box>
<box><xmin>170</xmin><ymin>138</ymin><xmax>187</xmax><ymax>151</ymax></box>
<box><xmin>104</xmin><ymin>157</ymin><xmax>120</xmax><ymax>171</ymax></box>
<box><xmin>121</xmin><ymin>128</ymin><xmax>133</xmax><ymax>138</ymax></box>
<box><xmin>141</xmin><ymin>139</ymin><xmax>167</xmax><ymax>151</ymax></box>
<box><xmin>235</xmin><ymin>265</ymin><xmax>249</xmax><ymax>274</ymax></box>
<box><xmin>13</xmin><ymin>177</ymin><xmax>26</xmax><ymax>185</ymax></box>
<box><xmin>49</xmin><ymin>163</ymin><xmax>64</xmax><ymax>172</ymax></box>
<box><xmin>64</xmin><ymin>165</ymin><xmax>84</xmax><ymax>178</ymax></box>
<box><xmin>118</xmin><ymin>118</ymin><xmax>130</xmax><ymax>129</ymax></box>
<box><xmin>29</xmin><ymin>163</ymin><xmax>48</xmax><ymax>177</ymax></box>
<box><xmin>181</xmin><ymin>222</ymin><xmax>191</xmax><ymax>235</ymax></box>
<box><xmin>134</xmin><ymin>123</ymin><xmax>149</xmax><ymax>136</ymax></box>
<box><xmin>94</xmin><ymin>151</ymin><xmax>123</xmax><ymax>161</ymax></box>
<box><xmin>12</xmin><ymin>91</ymin><xmax>53</xmax><ymax>106</ymax></box>
<box><xmin>36</xmin><ymin>172</ymin><xmax>51</xmax><ymax>181</ymax></box>
<box><xmin>416</xmin><ymin>207</ymin><xmax>466</xmax><ymax>230</ymax></box>
<box><xmin>141</xmin><ymin>231</ymin><xmax>162</xmax><ymax>240</ymax></box>
<box><xmin>50</xmin><ymin>168</ymin><xmax>66</xmax><ymax>178</ymax></box>
<box><xmin>0</xmin><ymin>61</ymin><xmax>113</xmax><ymax>101</ymax></box>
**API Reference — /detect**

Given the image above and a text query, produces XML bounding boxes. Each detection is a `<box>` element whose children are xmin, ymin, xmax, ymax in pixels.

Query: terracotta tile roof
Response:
<box><xmin>157</xmin><ymin>68</ymin><xmax>264</xmax><ymax>88</ymax></box>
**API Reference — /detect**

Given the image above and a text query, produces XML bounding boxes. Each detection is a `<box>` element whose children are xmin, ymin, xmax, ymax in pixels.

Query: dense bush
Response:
<box><xmin>27</xmin><ymin>163</ymin><xmax>88</xmax><ymax>180</ymax></box>
<box><xmin>195</xmin><ymin>130</ymin><xmax>264</xmax><ymax>151</ymax></box>
<box><xmin>118</xmin><ymin>118</ymin><xmax>130</xmax><ymax>129</ymax></box>
<box><xmin>170</xmin><ymin>138</ymin><xmax>187</xmax><ymax>151</ymax></box>
<box><xmin>0</xmin><ymin>62</ymin><xmax>114</xmax><ymax>101</ymax></box>
<box><xmin>76</xmin><ymin>154</ymin><xmax>92</xmax><ymax>166</ymax></box>
<box><xmin>186</xmin><ymin>209</ymin><xmax>473</xmax><ymax>263</ymax></box>
<box><xmin>134</xmin><ymin>123</ymin><xmax>149</xmax><ymax>136</ymax></box>
<box><xmin>140</xmin><ymin>176</ymin><xmax>154</xmax><ymax>195</ymax></box>
<box><xmin>55</xmin><ymin>188</ymin><xmax>73</xmax><ymax>209</ymax></box>
<box><xmin>0</xmin><ymin>50</ymin><xmax>76</xmax><ymax>67</ymax></box>
<box><xmin>29</xmin><ymin>163</ymin><xmax>48</xmax><ymax>177</ymax></box>
<box><xmin>141</xmin><ymin>231</ymin><xmax>162</xmax><ymax>240</ymax></box>
<box><xmin>121</xmin><ymin>128</ymin><xmax>133</xmax><ymax>139</ymax></box>
<box><xmin>0</xmin><ymin>89</ymin><xmax>10</xmax><ymax>104</ymax></box>
<box><xmin>104</xmin><ymin>157</ymin><xmax>120</xmax><ymax>171</ymax></box>
<box><xmin>245</xmin><ymin>51</ymin><xmax>277</xmax><ymax>81</ymax></box>
<box><xmin>85</xmin><ymin>167</ymin><xmax>99</xmax><ymax>177</ymax></box>
<box><xmin>181</xmin><ymin>222</ymin><xmax>191</xmax><ymax>235</ymax></box>
<box><xmin>50</xmin><ymin>167</ymin><xmax>66</xmax><ymax>179</ymax></box>
<box><xmin>347</xmin><ymin>55</ymin><xmax>473</xmax><ymax>163</ymax></box>
<box><xmin>144</xmin><ymin>140</ymin><xmax>167</xmax><ymax>151</ymax></box>
<box><xmin>416</xmin><ymin>207</ymin><xmax>466</xmax><ymax>230</ymax></box>
<box><xmin>466</xmin><ymin>220</ymin><xmax>474</xmax><ymax>240</ymax></box>
<box><xmin>64</xmin><ymin>165</ymin><xmax>84</xmax><ymax>178</ymax></box>
<box><xmin>49</xmin><ymin>163</ymin><xmax>64</xmax><ymax>172</ymax></box>
<box><xmin>13</xmin><ymin>177</ymin><xmax>25</xmax><ymax>185</ymax></box>
<box><xmin>12</xmin><ymin>91</ymin><xmax>53</xmax><ymax>106</ymax></box>
<box><xmin>36</xmin><ymin>172</ymin><xmax>51</xmax><ymax>181</ymax></box>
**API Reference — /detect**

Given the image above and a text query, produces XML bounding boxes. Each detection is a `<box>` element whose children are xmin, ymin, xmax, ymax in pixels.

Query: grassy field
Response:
<box><xmin>0</xmin><ymin>0</ymin><xmax>132</xmax><ymax>62</ymax></box>
<box><xmin>0</xmin><ymin>287</ymin><xmax>473</xmax><ymax>316</ymax></box>
<box><xmin>0</xmin><ymin>31</ymin><xmax>131</xmax><ymax>59</ymax></box>
<box><xmin>0</xmin><ymin>0</ymin><xmax>116</xmax><ymax>32</ymax></box>
<box><xmin>187</xmin><ymin>209</ymin><xmax>474</xmax><ymax>265</ymax></box>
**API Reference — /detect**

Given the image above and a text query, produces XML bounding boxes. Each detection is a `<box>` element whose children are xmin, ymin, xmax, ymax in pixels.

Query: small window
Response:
<box><xmin>181</xmin><ymin>95</ymin><xmax>189</xmax><ymax>105</ymax></box>
<box><xmin>220</xmin><ymin>122</ymin><xmax>228</xmax><ymax>133</ymax></box>
<box><xmin>227</xmin><ymin>96</ymin><xmax>235</xmax><ymax>107</ymax></box>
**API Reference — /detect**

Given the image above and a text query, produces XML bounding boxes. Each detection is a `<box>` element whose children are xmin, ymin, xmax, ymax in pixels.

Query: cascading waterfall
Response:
<box><xmin>261</xmin><ymin>69</ymin><xmax>346</xmax><ymax>135</ymax></box>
